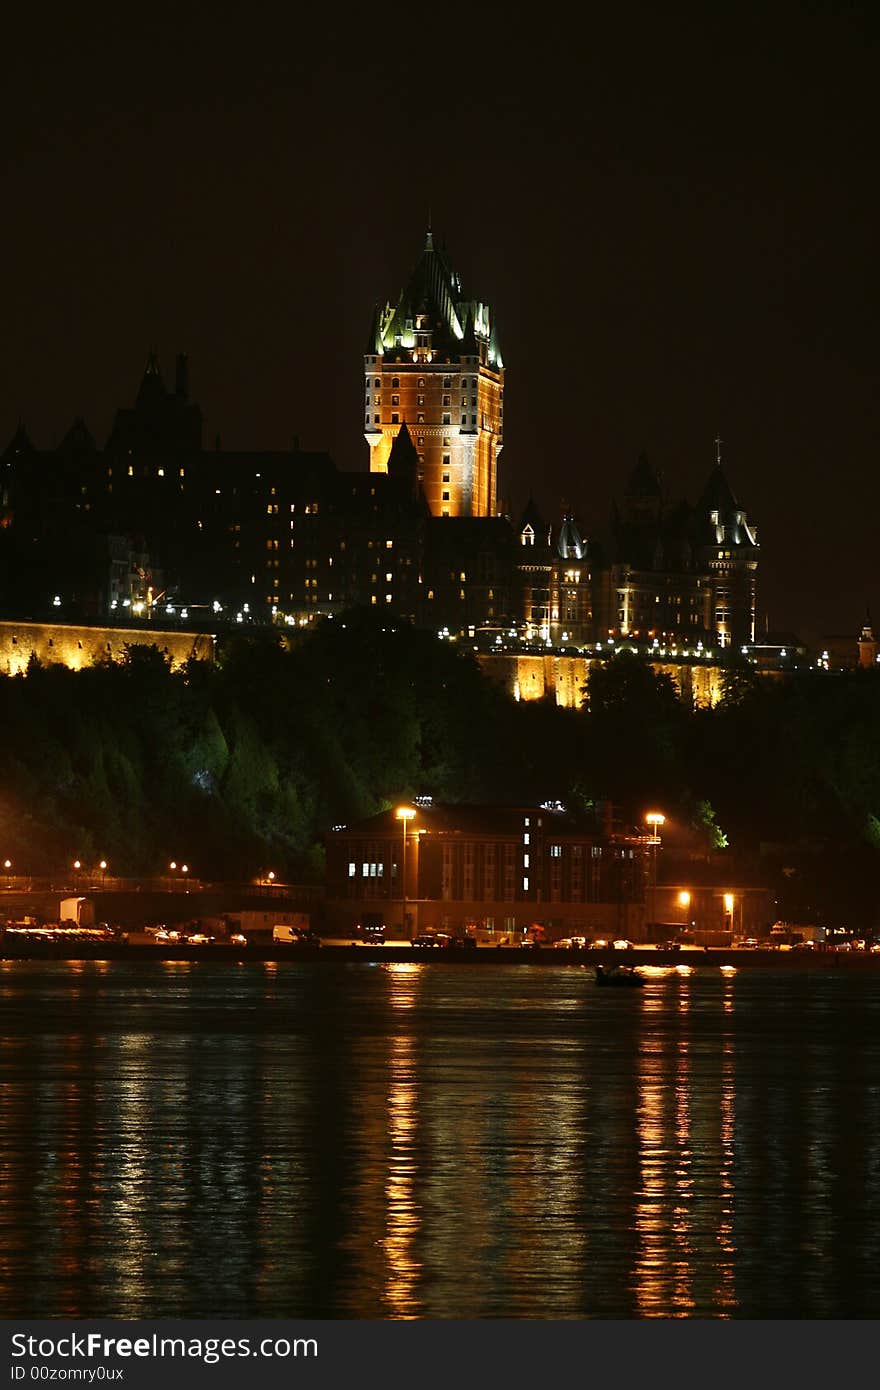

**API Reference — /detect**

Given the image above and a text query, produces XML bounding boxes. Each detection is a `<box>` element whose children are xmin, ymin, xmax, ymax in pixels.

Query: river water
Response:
<box><xmin>1</xmin><ymin>959</ymin><xmax>879</xmax><ymax>1319</ymax></box>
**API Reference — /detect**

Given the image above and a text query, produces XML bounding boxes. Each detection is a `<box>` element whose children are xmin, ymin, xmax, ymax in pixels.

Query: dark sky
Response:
<box><xmin>2</xmin><ymin>4</ymin><xmax>877</xmax><ymax>643</ymax></box>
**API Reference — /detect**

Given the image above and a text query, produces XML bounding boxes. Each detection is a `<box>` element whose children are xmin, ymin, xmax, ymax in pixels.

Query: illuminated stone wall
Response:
<box><xmin>0</xmin><ymin>621</ymin><xmax>215</xmax><ymax>676</ymax></box>
<box><xmin>477</xmin><ymin>652</ymin><xmax>724</xmax><ymax>710</ymax></box>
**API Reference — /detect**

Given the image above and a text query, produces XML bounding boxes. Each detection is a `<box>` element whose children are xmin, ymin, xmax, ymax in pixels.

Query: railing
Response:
<box><xmin>0</xmin><ymin>876</ymin><xmax>324</xmax><ymax>899</ymax></box>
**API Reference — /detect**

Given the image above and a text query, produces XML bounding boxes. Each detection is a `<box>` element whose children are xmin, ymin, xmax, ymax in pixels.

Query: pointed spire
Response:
<box><xmin>461</xmin><ymin>305</ymin><xmax>478</xmax><ymax>353</ymax></box>
<box><xmin>715</xmin><ymin>433</ymin><xmax>723</xmax><ymax>467</ymax></box>
<box><xmin>136</xmin><ymin>349</ymin><xmax>166</xmax><ymax>405</ymax></box>
<box><xmin>426</xmin><ymin>208</ymin><xmax>433</xmax><ymax>251</ymax></box>
<box><xmin>365</xmin><ymin>303</ymin><xmax>384</xmax><ymax>354</ymax></box>
<box><xmin>386</xmin><ymin>420</ymin><xmax>419</xmax><ymax>495</ymax></box>
<box><xmin>558</xmin><ymin>512</ymin><xmax>586</xmax><ymax>560</ymax></box>
<box><xmin>175</xmin><ymin>352</ymin><xmax>189</xmax><ymax>399</ymax></box>
<box><xmin>2</xmin><ymin>423</ymin><xmax>34</xmax><ymax>459</ymax></box>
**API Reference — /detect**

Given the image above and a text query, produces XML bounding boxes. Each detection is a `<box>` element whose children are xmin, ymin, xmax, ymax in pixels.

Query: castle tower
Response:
<box><xmin>693</xmin><ymin>440</ymin><xmax>759</xmax><ymax>647</ymax></box>
<box><xmin>364</xmin><ymin>231</ymin><xmax>504</xmax><ymax>518</ymax></box>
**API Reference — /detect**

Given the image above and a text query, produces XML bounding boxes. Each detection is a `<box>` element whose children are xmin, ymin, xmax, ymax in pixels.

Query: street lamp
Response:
<box><xmin>99</xmin><ymin>859</ymin><xmax>108</xmax><ymax>890</ymax></box>
<box><xmin>396</xmin><ymin>806</ymin><xmax>416</xmax><ymax>939</ymax></box>
<box><xmin>644</xmin><ymin>812</ymin><xmax>665</xmax><ymax>932</ymax></box>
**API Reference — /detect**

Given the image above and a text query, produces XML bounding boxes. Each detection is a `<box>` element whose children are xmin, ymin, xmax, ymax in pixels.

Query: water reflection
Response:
<box><xmin>2</xmin><ymin>962</ymin><xmax>880</xmax><ymax>1317</ymax></box>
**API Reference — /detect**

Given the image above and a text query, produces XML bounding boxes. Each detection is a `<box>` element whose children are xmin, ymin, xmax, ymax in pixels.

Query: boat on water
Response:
<box><xmin>595</xmin><ymin>963</ymin><xmax>644</xmax><ymax>988</ymax></box>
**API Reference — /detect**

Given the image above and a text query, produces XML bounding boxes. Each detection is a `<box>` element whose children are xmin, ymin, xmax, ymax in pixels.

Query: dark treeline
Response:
<box><xmin>0</xmin><ymin>616</ymin><xmax>878</xmax><ymax>921</ymax></box>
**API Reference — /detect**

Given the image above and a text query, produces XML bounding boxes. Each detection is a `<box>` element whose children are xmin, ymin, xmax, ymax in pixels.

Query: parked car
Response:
<box><xmin>354</xmin><ymin>914</ymin><xmax>386</xmax><ymax>945</ymax></box>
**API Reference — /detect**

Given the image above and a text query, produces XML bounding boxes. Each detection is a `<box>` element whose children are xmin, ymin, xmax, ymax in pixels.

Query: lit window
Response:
<box><xmin>348</xmin><ymin>862</ymin><xmax>356</xmax><ymax>878</ymax></box>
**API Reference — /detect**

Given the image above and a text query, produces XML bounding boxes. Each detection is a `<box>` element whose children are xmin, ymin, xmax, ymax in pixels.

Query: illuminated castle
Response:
<box><xmin>364</xmin><ymin>231</ymin><xmax>503</xmax><ymax>519</ymax></box>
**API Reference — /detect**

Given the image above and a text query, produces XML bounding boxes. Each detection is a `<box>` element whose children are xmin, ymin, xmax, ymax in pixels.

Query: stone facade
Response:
<box><xmin>0</xmin><ymin>621</ymin><xmax>214</xmax><ymax>676</ymax></box>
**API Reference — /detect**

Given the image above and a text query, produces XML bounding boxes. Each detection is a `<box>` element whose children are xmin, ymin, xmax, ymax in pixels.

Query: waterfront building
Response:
<box><xmin>325</xmin><ymin>801</ymin><xmax>648</xmax><ymax>941</ymax></box>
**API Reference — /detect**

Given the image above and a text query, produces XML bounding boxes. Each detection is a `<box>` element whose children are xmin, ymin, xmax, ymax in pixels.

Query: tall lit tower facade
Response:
<box><xmin>364</xmin><ymin>232</ymin><xmax>503</xmax><ymax>518</ymax></box>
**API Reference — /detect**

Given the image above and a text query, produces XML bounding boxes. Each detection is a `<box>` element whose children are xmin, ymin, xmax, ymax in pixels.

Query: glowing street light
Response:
<box><xmin>396</xmin><ymin>806</ymin><xmax>417</xmax><ymax>940</ymax></box>
<box><xmin>724</xmin><ymin>892</ymin><xmax>736</xmax><ymax>936</ymax></box>
<box><xmin>644</xmin><ymin>813</ymin><xmax>666</xmax><ymax>933</ymax></box>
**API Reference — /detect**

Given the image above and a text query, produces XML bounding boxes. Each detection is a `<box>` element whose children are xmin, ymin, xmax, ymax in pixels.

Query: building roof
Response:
<box><xmin>557</xmin><ymin>513</ymin><xmax>586</xmax><ymax>560</ymax></box>
<box><xmin>329</xmin><ymin>801</ymin><xmax>638</xmax><ymax>840</ymax></box>
<box><xmin>693</xmin><ymin>462</ymin><xmax>758</xmax><ymax>549</ymax></box>
<box><xmin>373</xmin><ymin>232</ymin><xmax>502</xmax><ymax>367</ymax></box>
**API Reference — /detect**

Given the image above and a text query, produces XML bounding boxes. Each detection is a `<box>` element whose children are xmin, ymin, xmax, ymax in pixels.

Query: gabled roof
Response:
<box><xmin>2</xmin><ymin>424</ymin><xmax>35</xmax><ymax>459</ymax></box>
<box><xmin>517</xmin><ymin>495</ymin><xmax>547</xmax><ymax>535</ymax></box>
<box><xmin>58</xmin><ymin>417</ymin><xmax>97</xmax><ymax>453</ymax></box>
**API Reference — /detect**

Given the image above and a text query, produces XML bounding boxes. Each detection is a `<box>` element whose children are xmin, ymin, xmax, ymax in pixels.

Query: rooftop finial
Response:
<box><xmin>715</xmin><ymin>433</ymin><xmax>723</xmax><ymax>467</ymax></box>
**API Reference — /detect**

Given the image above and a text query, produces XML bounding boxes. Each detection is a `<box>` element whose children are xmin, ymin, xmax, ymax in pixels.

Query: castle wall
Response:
<box><xmin>0</xmin><ymin>621</ymin><xmax>215</xmax><ymax>675</ymax></box>
<box><xmin>478</xmin><ymin>652</ymin><xmax>724</xmax><ymax>709</ymax></box>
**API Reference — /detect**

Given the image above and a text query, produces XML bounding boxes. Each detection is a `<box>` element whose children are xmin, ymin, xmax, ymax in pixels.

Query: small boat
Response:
<box><xmin>595</xmin><ymin>963</ymin><xmax>644</xmax><ymax>988</ymax></box>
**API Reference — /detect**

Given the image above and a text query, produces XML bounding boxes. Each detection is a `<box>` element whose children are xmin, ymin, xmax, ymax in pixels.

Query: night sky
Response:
<box><xmin>2</xmin><ymin>4</ymin><xmax>877</xmax><ymax>644</ymax></box>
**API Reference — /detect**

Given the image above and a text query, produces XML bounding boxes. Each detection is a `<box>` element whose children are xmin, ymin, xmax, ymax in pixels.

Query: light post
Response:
<box><xmin>3</xmin><ymin>859</ymin><xmax>11</xmax><ymax>890</ymax></box>
<box><xmin>724</xmin><ymin>892</ymin><xmax>735</xmax><ymax>939</ymax></box>
<box><xmin>99</xmin><ymin>859</ymin><xmax>108</xmax><ymax>891</ymax></box>
<box><xmin>678</xmin><ymin>890</ymin><xmax>691</xmax><ymax>933</ymax></box>
<box><xmin>396</xmin><ymin>806</ymin><xmax>416</xmax><ymax>939</ymax></box>
<box><xmin>644</xmin><ymin>812</ymin><xmax>665</xmax><ymax>932</ymax></box>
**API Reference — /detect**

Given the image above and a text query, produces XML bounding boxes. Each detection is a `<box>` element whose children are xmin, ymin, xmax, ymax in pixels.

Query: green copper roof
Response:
<box><xmin>373</xmin><ymin>234</ymin><xmax>502</xmax><ymax>365</ymax></box>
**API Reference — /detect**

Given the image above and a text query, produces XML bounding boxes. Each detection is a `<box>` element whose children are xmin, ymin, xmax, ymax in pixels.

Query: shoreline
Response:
<box><xmin>0</xmin><ymin>942</ymin><xmax>876</xmax><ymax>969</ymax></box>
